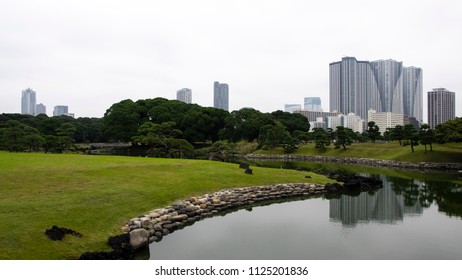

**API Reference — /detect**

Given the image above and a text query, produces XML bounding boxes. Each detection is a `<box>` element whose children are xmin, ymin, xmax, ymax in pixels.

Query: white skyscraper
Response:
<box><xmin>21</xmin><ymin>88</ymin><xmax>36</xmax><ymax>115</ymax></box>
<box><xmin>35</xmin><ymin>103</ymin><xmax>46</xmax><ymax>115</ymax></box>
<box><xmin>213</xmin><ymin>81</ymin><xmax>229</xmax><ymax>111</ymax></box>
<box><xmin>176</xmin><ymin>88</ymin><xmax>192</xmax><ymax>104</ymax></box>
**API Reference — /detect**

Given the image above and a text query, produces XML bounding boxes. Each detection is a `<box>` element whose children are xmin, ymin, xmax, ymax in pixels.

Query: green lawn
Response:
<box><xmin>0</xmin><ymin>152</ymin><xmax>332</xmax><ymax>260</ymax></box>
<box><xmin>255</xmin><ymin>142</ymin><xmax>462</xmax><ymax>163</ymax></box>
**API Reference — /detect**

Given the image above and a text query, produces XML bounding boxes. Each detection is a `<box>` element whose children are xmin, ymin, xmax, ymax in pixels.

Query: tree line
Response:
<box><xmin>1</xmin><ymin>97</ymin><xmax>461</xmax><ymax>156</ymax></box>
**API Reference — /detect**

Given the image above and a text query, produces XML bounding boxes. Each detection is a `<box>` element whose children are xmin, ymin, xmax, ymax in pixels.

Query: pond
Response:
<box><xmin>144</xmin><ymin>163</ymin><xmax>462</xmax><ymax>260</ymax></box>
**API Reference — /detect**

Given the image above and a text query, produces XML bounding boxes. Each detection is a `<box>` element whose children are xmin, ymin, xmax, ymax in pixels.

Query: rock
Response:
<box><xmin>171</xmin><ymin>214</ymin><xmax>188</xmax><ymax>222</ymax></box>
<box><xmin>245</xmin><ymin>168</ymin><xmax>253</xmax><ymax>174</ymax></box>
<box><xmin>129</xmin><ymin>229</ymin><xmax>150</xmax><ymax>249</ymax></box>
<box><xmin>239</xmin><ymin>163</ymin><xmax>250</xmax><ymax>169</ymax></box>
<box><xmin>148</xmin><ymin>212</ymin><xmax>161</xmax><ymax>219</ymax></box>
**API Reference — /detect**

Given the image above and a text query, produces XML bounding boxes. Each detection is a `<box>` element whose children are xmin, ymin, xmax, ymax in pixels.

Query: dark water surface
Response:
<box><xmin>146</xmin><ymin>164</ymin><xmax>462</xmax><ymax>260</ymax></box>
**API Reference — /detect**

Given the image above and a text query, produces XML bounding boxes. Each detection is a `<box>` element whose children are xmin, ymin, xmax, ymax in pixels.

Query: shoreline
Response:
<box><xmin>245</xmin><ymin>154</ymin><xmax>462</xmax><ymax>171</ymax></box>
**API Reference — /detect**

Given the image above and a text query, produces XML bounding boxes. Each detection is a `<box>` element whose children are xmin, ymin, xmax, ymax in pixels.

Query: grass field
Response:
<box><xmin>0</xmin><ymin>152</ymin><xmax>332</xmax><ymax>260</ymax></box>
<box><xmin>255</xmin><ymin>142</ymin><xmax>462</xmax><ymax>163</ymax></box>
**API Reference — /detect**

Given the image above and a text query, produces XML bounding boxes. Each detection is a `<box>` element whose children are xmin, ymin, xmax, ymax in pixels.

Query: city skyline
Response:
<box><xmin>1</xmin><ymin>1</ymin><xmax>461</xmax><ymax>119</ymax></box>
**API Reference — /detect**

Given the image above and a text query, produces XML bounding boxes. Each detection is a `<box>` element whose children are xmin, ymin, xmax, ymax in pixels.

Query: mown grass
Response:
<box><xmin>0</xmin><ymin>152</ymin><xmax>333</xmax><ymax>260</ymax></box>
<box><xmin>255</xmin><ymin>142</ymin><xmax>462</xmax><ymax>163</ymax></box>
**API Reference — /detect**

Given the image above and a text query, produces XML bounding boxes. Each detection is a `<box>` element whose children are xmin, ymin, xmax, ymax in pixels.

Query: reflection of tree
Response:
<box><xmin>425</xmin><ymin>181</ymin><xmax>462</xmax><ymax>218</ymax></box>
<box><xmin>389</xmin><ymin>176</ymin><xmax>462</xmax><ymax>218</ymax></box>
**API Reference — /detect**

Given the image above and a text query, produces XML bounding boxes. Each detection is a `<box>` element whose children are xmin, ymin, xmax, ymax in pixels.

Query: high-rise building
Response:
<box><xmin>403</xmin><ymin>67</ymin><xmax>423</xmax><ymax>123</ymax></box>
<box><xmin>21</xmin><ymin>88</ymin><xmax>36</xmax><ymax>115</ymax></box>
<box><xmin>35</xmin><ymin>103</ymin><xmax>46</xmax><ymax>115</ymax></box>
<box><xmin>53</xmin><ymin>105</ymin><xmax>69</xmax><ymax>117</ymax></box>
<box><xmin>427</xmin><ymin>88</ymin><xmax>455</xmax><ymax>128</ymax></box>
<box><xmin>284</xmin><ymin>104</ymin><xmax>302</xmax><ymax>113</ymax></box>
<box><xmin>213</xmin><ymin>81</ymin><xmax>229</xmax><ymax>111</ymax></box>
<box><xmin>304</xmin><ymin>97</ymin><xmax>322</xmax><ymax>112</ymax></box>
<box><xmin>329</xmin><ymin>57</ymin><xmax>422</xmax><ymax>122</ymax></box>
<box><xmin>176</xmin><ymin>88</ymin><xmax>192</xmax><ymax>104</ymax></box>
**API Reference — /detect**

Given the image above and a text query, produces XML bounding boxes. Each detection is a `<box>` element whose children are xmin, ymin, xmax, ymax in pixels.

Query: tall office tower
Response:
<box><xmin>330</xmin><ymin>57</ymin><xmax>422</xmax><ymax>122</ymax></box>
<box><xmin>176</xmin><ymin>88</ymin><xmax>192</xmax><ymax>104</ymax></box>
<box><xmin>304</xmin><ymin>97</ymin><xmax>322</xmax><ymax>112</ymax></box>
<box><xmin>329</xmin><ymin>57</ymin><xmax>381</xmax><ymax>121</ymax></box>
<box><xmin>403</xmin><ymin>67</ymin><xmax>423</xmax><ymax>123</ymax></box>
<box><xmin>369</xmin><ymin>59</ymin><xmax>404</xmax><ymax>114</ymax></box>
<box><xmin>35</xmin><ymin>103</ymin><xmax>46</xmax><ymax>115</ymax></box>
<box><xmin>21</xmin><ymin>88</ymin><xmax>37</xmax><ymax>115</ymax></box>
<box><xmin>53</xmin><ymin>105</ymin><xmax>69</xmax><ymax>116</ymax></box>
<box><xmin>428</xmin><ymin>88</ymin><xmax>455</xmax><ymax>128</ymax></box>
<box><xmin>284</xmin><ymin>104</ymin><xmax>302</xmax><ymax>113</ymax></box>
<box><xmin>213</xmin><ymin>81</ymin><xmax>229</xmax><ymax>111</ymax></box>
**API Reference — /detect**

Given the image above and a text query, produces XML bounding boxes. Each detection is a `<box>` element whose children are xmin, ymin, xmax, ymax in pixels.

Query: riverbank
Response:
<box><xmin>246</xmin><ymin>154</ymin><xmax>462</xmax><ymax>171</ymax></box>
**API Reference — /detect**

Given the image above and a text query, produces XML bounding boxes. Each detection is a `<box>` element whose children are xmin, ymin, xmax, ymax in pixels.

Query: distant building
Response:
<box><xmin>35</xmin><ymin>103</ymin><xmax>46</xmax><ymax>116</ymax></box>
<box><xmin>329</xmin><ymin>57</ymin><xmax>422</xmax><ymax>122</ymax></box>
<box><xmin>327</xmin><ymin>113</ymin><xmax>364</xmax><ymax>133</ymax></box>
<box><xmin>296</xmin><ymin>110</ymin><xmax>340</xmax><ymax>131</ymax></box>
<box><xmin>343</xmin><ymin>113</ymin><xmax>364</xmax><ymax>133</ymax></box>
<box><xmin>21</xmin><ymin>88</ymin><xmax>36</xmax><ymax>115</ymax></box>
<box><xmin>284</xmin><ymin>104</ymin><xmax>302</xmax><ymax>113</ymax></box>
<box><xmin>176</xmin><ymin>88</ymin><xmax>192</xmax><ymax>104</ymax></box>
<box><xmin>213</xmin><ymin>81</ymin><xmax>229</xmax><ymax>111</ymax></box>
<box><xmin>427</xmin><ymin>88</ymin><xmax>455</xmax><ymax>128</ymax></box>
<box><xmin>53</xmin><ymin>105</ymin><xmax>69</xmax><ymax>117</ymax></box>
<box><xmin>368</xmin><ymin>109</ymin><xmax>404</xmax><ymax>135</ymax></box>
<box><xmin>304</xmin><ymin>97</ymin><xmax>322</xmax><ymax>112</ymax></box>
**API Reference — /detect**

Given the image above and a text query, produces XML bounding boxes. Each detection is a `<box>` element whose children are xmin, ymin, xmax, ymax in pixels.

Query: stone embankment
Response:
<box><xmin>123</xmin><ymin>183</ymin><xmax>326</xmax><ymax>250</ymax></box>
<box><xmin>246</xmin><ymin>154</ymin><xmax>462</xmax><ymax>171</ymax></box>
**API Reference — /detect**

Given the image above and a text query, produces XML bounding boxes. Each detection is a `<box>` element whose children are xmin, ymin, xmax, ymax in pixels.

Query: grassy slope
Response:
<box><xmin>0</xmin><ymin>152</ymin><xmax>332</xmax><ymax>260</ymax></box>
<box><xmin>255</xmin><ymin>142</ymin><xmax>462</xmax><ymax>163</ymax></box>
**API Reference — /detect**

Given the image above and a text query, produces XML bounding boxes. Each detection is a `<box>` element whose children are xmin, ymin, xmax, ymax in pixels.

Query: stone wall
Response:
<box><xmin>245</xmin><ymin>154</ymin><xmax>462</xmax><ymax>171</ymax></box>
<box><xmin>124</xmin><ymin>183</ymin><xmax>327</xmax><ymax>250</ymax></box>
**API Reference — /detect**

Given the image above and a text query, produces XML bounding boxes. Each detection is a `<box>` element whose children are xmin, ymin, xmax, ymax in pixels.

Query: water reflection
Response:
<box><xmin>330</xmin><ymin>175</ymin><xmax>422</xmax><ymax>227</ymax></box>
<box><xmin>329</xmin><ymin>175</ymin><xmax>462</xmax><ymax>227</ymax></box>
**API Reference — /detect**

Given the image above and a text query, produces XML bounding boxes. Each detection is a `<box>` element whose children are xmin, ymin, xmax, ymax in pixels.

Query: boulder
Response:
<box><xmin>129</xmin><ymin>229</ymin><xmax>150</xmax><ymax>249</ymax></box>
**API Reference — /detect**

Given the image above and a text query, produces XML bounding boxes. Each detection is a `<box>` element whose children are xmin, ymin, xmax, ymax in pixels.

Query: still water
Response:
<box><xmin>146</xmin><ymin>164</ymin><xmax>462</xmax><ymax>259</ymax></box>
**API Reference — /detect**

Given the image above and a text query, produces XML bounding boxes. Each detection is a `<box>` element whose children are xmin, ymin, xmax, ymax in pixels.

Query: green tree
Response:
<box><xmin>270</xmin><ymin>110</ymin><xmax>310</xmax><ymax>135</ymax></box>
<box><xmin>56</xmin><ymin>123</ymin><xmax>77</xmax><ymax>151</ymax></box>
<box><xmin>419</xmin><ymin>124</ymin><xmax>435</xmax><ymax>154</ymax></box>
<box><xmin>367</xmin><ymin>121</ymin><xmax>381</xmax><ymax>143</ymax></box>
<box><xmin>334</xmin><ymin>126</ymin><xmax>353</xmax><ymax>150</ymax></box>
<box><xmin>403</xmin><ymin>124</ymin><xmax>419</xmax><ymax>153</ymax></box>
<box><xmin>23</xmin><ymin>126</ymin><xmax>44</xmax><ymax>152</ymax></box>
<box><xmin>313</xmin><ymin>128</ymin><xmax>330</xmax><ymax>151</ymax></box>
<box><xmin>1</xmin><ymin>120</ymin><xmax>27</xmax><ymax>152</ymax></box>
<box><xmin>103</xmin><ymin>99</ymin><xmax>142</xmax><ymax>142</ymax></box>
<box><xmin>434</xmin><ymin>118</ymin><xmax>462</xmax><ymax>143</ymax></box>
<box><xmin>391</xmin><ymin>125</ymin><xmax>405</xmax><ymax>145</ymax></box>
<box><xmin>220</xmin><ymin>108</ymin><xmax>274</xmax><ymax>142</ymax></box>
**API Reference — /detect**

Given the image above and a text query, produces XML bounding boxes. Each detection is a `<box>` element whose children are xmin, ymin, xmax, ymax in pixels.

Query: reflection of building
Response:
<box><xmin>329</xmin><ymin>175</ymin><xmax>423</xmax><ymax>227</ymax></box>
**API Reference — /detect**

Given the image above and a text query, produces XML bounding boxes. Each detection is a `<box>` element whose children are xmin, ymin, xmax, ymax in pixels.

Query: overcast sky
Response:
<box><xmin>1</xmin><ymin>0</ymin><xmax>461</xmax><ymax>120</ymax></box>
